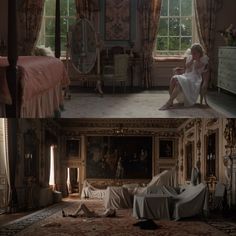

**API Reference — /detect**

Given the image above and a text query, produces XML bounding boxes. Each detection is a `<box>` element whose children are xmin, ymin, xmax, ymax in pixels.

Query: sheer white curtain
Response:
<box><xmin>0</xmin><ymin>119</ymin><xmax>10</xmax><ymax>210</ymax></box>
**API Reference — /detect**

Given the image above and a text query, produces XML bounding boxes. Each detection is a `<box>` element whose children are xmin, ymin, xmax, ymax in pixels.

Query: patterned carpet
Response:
<box><xmin>1</xmin><ymin>199</ymin><xmax>236</xmax><ymax>236</ymax></box>
<box><xmin>61</xmin><ymin>92</ymin><xmax>225</xmax><ymax>118</ymax></box>
<box><xmin>0</xmin><ymin>201</ymin><xmax>72</xmax><ymax>236</ymax></box>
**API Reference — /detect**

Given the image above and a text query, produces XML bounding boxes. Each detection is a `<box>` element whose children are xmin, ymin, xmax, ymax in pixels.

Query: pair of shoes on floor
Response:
<box><xmin>133</xmin><ymin>219</ymin><xmax>159</xmax><ymax>230</ymax></box>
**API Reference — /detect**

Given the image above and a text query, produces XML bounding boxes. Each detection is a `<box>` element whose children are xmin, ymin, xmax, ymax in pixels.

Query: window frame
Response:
<box><xmin>154</xmin><ymin>0</ymin><xmax>198</xmax><ymax>58</ymax></box>
<box><xmin>37</xmin><ymin>0</ymin><xmax>76</xmax><ymax>56</ymax></box>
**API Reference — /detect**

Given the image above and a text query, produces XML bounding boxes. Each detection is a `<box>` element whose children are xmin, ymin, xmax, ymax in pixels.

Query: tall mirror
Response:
<box><xmin>70</xmin><ymin>18</ymin><xmax>97</xmax><ymax>74</ymax></box>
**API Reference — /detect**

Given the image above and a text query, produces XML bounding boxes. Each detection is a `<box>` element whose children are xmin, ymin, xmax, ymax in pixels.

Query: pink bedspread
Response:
<box><xmin>0</xmin><ymin>56</ymin><xmax>70</xmax><ymax>117</ymax></box>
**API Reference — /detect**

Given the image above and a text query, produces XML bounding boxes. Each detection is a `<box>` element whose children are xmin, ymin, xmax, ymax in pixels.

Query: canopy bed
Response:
<box><xmin>1</xmin><ymin>0</ymin><xmax>69</xmax><ymax>118</ymax></box>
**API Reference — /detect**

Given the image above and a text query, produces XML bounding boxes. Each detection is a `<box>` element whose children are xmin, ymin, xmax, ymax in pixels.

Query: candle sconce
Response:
<box><xmin>206</xmin><ymin>131</ymin><xmax>217</xmax><ymax>178</ymax></box>
<box><xmin>24</xmin><ymin>129</ymin><xmax>38</xmax><ymax>178</ymax></box>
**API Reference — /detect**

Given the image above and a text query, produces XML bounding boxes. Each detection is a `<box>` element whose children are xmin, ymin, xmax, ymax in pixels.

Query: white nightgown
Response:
<box><xmin>174</xmin><ymin>54</ymin><xmax>209</xmax><ymax>107</ymax></box>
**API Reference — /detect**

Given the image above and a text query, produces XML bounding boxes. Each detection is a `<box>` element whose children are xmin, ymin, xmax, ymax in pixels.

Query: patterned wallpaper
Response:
<box><xmin>100</xmin><ymin>0</ymin><xmax>137</xmax><ymax>47</ymax></box>
<box><xmin>105</xmin><ymin>0</ymin><xmax>130</xmax><ymax>41</ymax></box>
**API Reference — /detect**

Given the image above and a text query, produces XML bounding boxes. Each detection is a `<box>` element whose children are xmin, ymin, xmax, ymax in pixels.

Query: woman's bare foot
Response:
<box><xmin>159</xmin><ymin>101</ymin><xmax>173</xmax><ymax>110</ymax></box>
<box><xmin>62</xmin><ymin>209</ymin><xmax>66</xmax><ymax>217</ymax></box>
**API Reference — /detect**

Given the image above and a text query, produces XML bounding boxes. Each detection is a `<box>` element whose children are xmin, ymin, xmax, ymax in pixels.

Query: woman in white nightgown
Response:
<box><xmin>159</xmin><ymin>43</ymin><xmax>209</xmax><ymax>110</ymax></box>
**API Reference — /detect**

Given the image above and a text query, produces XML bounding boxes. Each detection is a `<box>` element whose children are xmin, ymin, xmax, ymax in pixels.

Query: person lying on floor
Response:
<box><xmin>62</xmin><ymin>203</ymin><xmax>116</xmax><ymax>218</ymax></box>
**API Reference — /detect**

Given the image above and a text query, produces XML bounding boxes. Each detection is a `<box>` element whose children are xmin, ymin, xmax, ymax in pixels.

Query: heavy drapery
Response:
<box><xmin>138</xmin><ymin>0</ymin><xmax>162</xmax><ymax>88</ymax></box>
<box><xmin>17</xmin><ymin>0</ymin><xmax>45</xmax><ymax>55</ymax></box>
<box><xmin>194</xmin><ymin>0</ymin><xmax>223</xmax><ymax>83</ymax></box>
<box><xmin>74</xmin><ymin>0</ymin><xmax>99</xmax><ymax>19</ymax></box>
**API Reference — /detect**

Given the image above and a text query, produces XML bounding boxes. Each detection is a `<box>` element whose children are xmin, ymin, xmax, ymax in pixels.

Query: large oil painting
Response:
<box><xmin>86</xmin><ymin>136</ymin><xmax>152</xmax><ymax>179</ymax></box>
<box><xmin>105</xmin><ymin>0</ymin><xmax>131</xmax><ymax>41</ymax></box>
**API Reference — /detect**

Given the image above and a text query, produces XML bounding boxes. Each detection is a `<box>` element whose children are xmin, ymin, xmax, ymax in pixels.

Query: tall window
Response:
<box><xmin>156</xmin><ymin>0</ymin><xmax>197</xmax><ymax>56</ymax></box>
<box><xmin>37</xmin><ymin>0</ymin><xmax>76</xmax><ymax>53</ymax></box>
<box><xmin>49</xmin><ymin>145</ymin><xmax>55</xmax><ymax>188</ymax></box>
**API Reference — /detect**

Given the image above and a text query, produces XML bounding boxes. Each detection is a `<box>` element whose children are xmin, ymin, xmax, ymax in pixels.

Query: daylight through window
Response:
<box><xmin>156</xmin><ymin>0</ymin><xmax>197</xmax><ymax>56</ymax></box>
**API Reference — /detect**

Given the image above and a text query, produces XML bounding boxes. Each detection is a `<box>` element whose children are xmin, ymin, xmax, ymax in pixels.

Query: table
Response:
<box><xmin>133</xmin><ymin>194</ymin><xmax>171</xmax><ymax>220</ymax></box>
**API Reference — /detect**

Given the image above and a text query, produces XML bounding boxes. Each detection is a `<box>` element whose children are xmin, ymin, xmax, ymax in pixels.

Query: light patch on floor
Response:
<box><xmin>62</xmin><ymin>92</ymin><xmax>225</xmax><ymax>118</ymax></box>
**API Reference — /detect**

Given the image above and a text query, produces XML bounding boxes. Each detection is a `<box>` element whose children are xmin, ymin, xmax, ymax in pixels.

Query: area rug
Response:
<box><xmin>61</xmin><ymin>92</ymin><xmax>225</xmax><ymax>118</ymax></box>
<box><xmin>0</xmin><ymin>201</ymin><xmax>73</xmax><ymax>236</ymax></box>
<box><xmin>207</xmin><ymin>218</ymin><xmax>236</xmax><ymax>236</ymax></box>
<box><xmin>3</xmin><ymin>199</ymin><xmax>230</xmax><ymax>236</ymax></box>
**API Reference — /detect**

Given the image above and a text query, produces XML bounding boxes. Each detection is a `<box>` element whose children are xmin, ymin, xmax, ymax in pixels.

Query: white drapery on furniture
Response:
<box><xmin>133</xmin><ymin>194</ymin><xmax>171</xmax><ymax>220</ymax></box>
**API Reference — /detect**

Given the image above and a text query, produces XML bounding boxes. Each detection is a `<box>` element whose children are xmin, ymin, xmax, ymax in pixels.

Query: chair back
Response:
<box><xmin>114</xmin><ymin>54</ymin><xmax>129</xmax><ymax>77</ymax></box>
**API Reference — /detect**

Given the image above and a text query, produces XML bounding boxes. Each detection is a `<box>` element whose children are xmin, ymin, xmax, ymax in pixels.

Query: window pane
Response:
<box><xmin>181</xmin><ymin>17</ymin><xmax>192</xmax><ymax>36</ymax></box>
<box><xmin>169</xmin><ymin>18</ymin><xmax>180</xmax><ymax>36</ymax></box>
<box><xmin>169</xmin><ymin>0</ymin><xmax>180</xmax><ymax>16</ymax></box>
<box><xmin>157</xmin><ymin>37</ymin><xmax>168</xmax><ymax>50</ymax></box>
<box><xmin>61</xmin><ymin>36</ymin><xmax>67</xmax><ymax>52</ymax></box>
<box><xmin>45</xmin><ymin>18</ymin><xmax>55</xmax><ymax>35</ymax></box>
<box><xmin>61</xmin><ymin>17</ymin><xmax>68</xmax><ymax>35</ymax></box>
<box><xmin>169</xmin><ymin>37</ymin><xmax>180</xmax><ymax>50</ymax></box>
<box><xmin>45</xmin><ymin>36</ymin><xmax>55</xmax><ymax>50</ymax></box>
<box><xmin>181</xmin><ymin>37</ymin><xmax>192</xmax><ymax>50</ymax></box>
<box><xmin>181</xmin><ymin>0</ymin><xmax>192</xmax><ymax>16</ymax></box>
<box><xmin>45</xmin><ymin>0</ymin><xmax>56</xmax><ymax>16</ymax></box>
<box><xmin>61</xmin><ymin>0</ymin><xmax>68</xmax><ymax>16</ymax></box>
<box><xmin>69</xmin><ymin>0</ymin><xmax>76</xmax><ymax>17</ymax></box>
<box><xmin>158</xmin><ymin>19</ymin><xmax>168</xmax><ymax>36</ymax></box>
<box><xmin>161</xmin><ymin>0</ymin><xmax>168</xmax><ymax>16</ymax></box>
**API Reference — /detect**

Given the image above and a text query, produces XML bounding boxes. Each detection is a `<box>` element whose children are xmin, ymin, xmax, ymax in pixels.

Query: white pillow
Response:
<box><xmin>33</xmin><ymin>45</ymin><xmax>54</xmax><ymax>57</ymax></box>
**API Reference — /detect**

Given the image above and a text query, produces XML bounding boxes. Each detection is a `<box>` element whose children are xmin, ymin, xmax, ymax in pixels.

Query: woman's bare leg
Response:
<box><xmin>62</xmin><ymin>203</ymin><xmax>94</xmax><ymax>218</ymax></box>
<box><xmin>169</xmin><ymin>77</ymin><xmax>177</xmax><ymax>95</ymax></box>
<box><xmin>159</xmin><ymin>82</ymin><xmax>181</xmax><ymax>110</ymax></box>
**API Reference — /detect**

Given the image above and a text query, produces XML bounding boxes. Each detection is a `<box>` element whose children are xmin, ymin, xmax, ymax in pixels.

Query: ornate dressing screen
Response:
<box><xmin>68</xmin><ymin>17</ymin><xmax>103</xmax><ymax>94</ymax></box>
<box><xmin>70</xmin><ymin>18</ymin><xmax>98</xmax><ymax>74</ymax></box>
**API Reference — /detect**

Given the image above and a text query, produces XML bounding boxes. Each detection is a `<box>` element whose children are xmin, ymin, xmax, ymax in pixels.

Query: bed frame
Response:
<box><xmin>6</xmin><ymin>0</ymin><xmax>61</xmax><ymax>117</ymax></box>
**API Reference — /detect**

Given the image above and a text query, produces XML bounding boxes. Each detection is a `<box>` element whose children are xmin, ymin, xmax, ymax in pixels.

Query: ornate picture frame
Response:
<box><xmin>66</xmin><ymin>139</ymin><xmax>81</xmax><ymax>159</ymax></box>
<box><xmin>86</xmin><ymin>136</ymin><xmax>152</xmax><ymax>179</ymax></box>
<box><xmin>159</xmin><ymin>139</ymin><xmax>174</xmax><ymax>159</ymax></box>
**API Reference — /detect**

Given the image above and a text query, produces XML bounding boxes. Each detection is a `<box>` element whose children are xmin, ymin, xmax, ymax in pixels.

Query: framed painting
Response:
<box><xmin>86</xmin><ymin>136</ymin><xmax>152</xmax><ymax>179</ymax></box>
<box><xmin>159</xmin><ymin>139</ymin><xmax>174</xmax><ymax>159</ymax></box>
<box><xmin>104</xmin><ymin>0</ymin><xmax>131</xmax><ymax>41</ymax></box>
<box><xmin>66</xmin><ymin>139</ymin><xmax>80</xmax><ymax>159</ymax></box>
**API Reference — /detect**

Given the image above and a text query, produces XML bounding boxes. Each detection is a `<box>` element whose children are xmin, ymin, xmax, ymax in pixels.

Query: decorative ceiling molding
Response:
<box><xmin>56</xmin><ymin>118</ymin><xmax>188</xmax><ymax>129</ymax></box>
<box><xmin>184</xmin><ymin>119</ymin><xmax>197</xmax><ymax>132</ymax></box>
<box><xmin>62</xmin><ymin>129</ymin><xmax>180</xmax><ymax>137</ymax></box>
<box><xmin>206</xmin><ymin>118</ymin><xmax>218</xmax><ymax>127</ymax></box>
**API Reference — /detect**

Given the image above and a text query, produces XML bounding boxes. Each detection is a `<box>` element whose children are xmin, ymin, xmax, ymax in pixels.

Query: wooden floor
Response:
<box><xmin>61</xmin><ymin>89</ymin><xmax>231</xmax><ymax>118</ymax></box>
